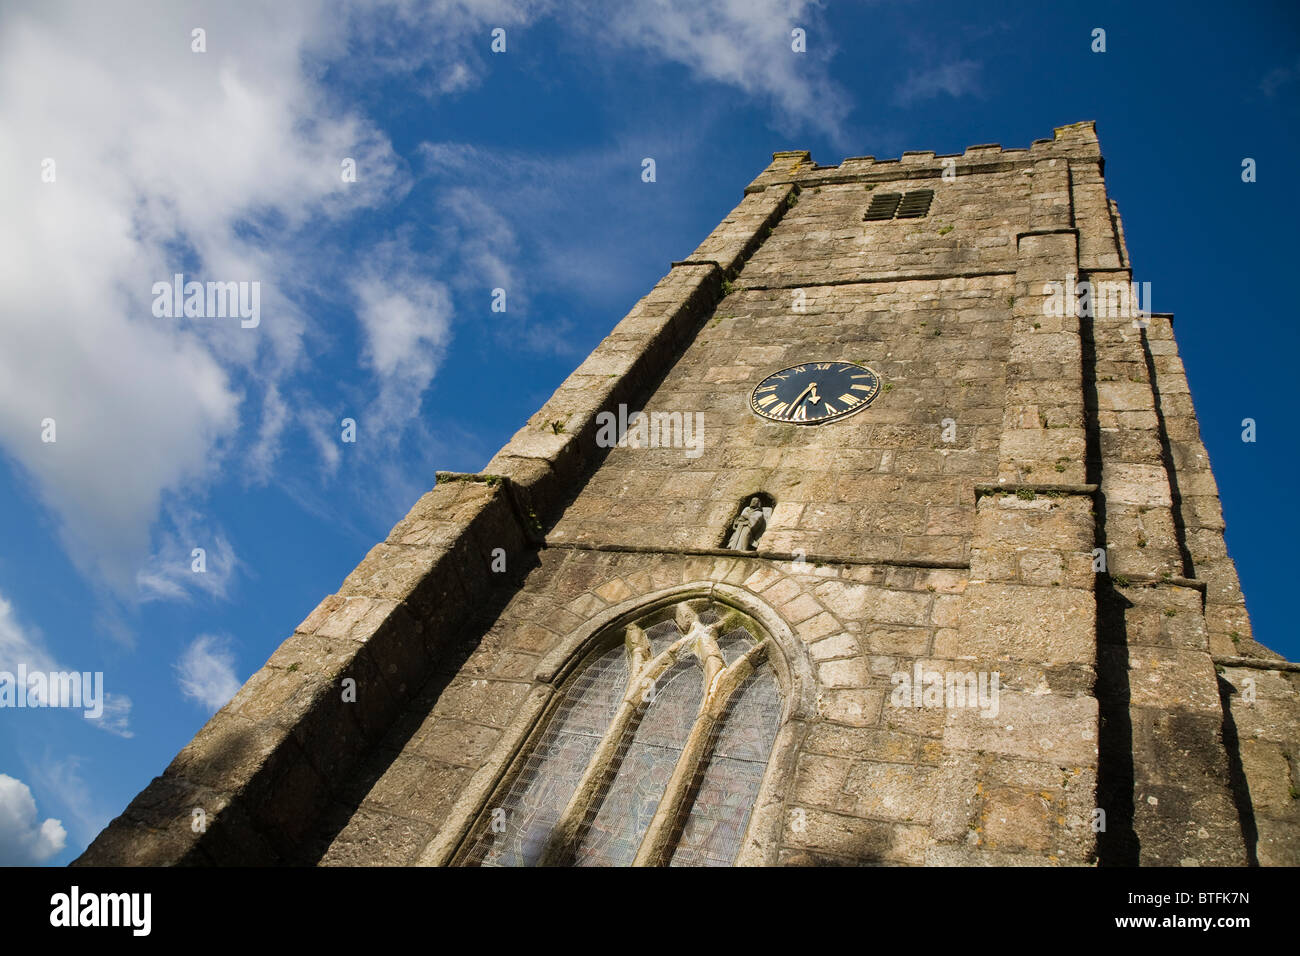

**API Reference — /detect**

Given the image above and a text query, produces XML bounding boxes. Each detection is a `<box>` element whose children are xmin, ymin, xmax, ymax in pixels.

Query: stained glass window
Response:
<box><xmin>669</xmin><ymin>669</ymin><xmax>783</xmax><ymax>866</ymax></box>
<box><xmin>462</xmin><ymin>642</ymin><xmax>628</xmax><ymax>867</ymax></box>
<box><xmin>459</xmin><ymin>599</ymin><xmax>783</xmax><ymax>867</ymax></box>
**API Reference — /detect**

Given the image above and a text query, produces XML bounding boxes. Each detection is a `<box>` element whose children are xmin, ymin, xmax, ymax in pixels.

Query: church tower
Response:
<box><xmin>79</xmin><ymin>122</ymin><xmax>1299</xmax><ymax>867</ymax></box>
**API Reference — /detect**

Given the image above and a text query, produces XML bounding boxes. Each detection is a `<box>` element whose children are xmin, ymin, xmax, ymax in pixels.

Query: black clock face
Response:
<box><xmin>750</xmin><ymin>361</ymin><xmax>882</xmax><ymax>424</ymax></box>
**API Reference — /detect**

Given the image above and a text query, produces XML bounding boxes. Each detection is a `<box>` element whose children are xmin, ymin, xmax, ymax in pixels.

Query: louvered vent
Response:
<box><xmin>895</xmin><ymin>189</ymin><xmax>935</xmax><ymax>218</ymax></box>
<box><xmin>863</xmin><ymin>192</ymin><xmax>902</xmax><ymax>221</ymax></box>
<box><xmin>863</xmin><ymin>188</ymin><xmax>935</xmax><ymax>221</ymax></box>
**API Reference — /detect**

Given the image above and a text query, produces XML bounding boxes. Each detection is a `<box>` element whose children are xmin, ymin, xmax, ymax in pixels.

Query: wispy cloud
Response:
<box><xmin>894</xmin><ymin>59</ymin><xmax>983</xmax><ymax>106</ymax></box>
<box><xmin>94</xmin><ymin>695</ymin><xmax>134</xmax><ymax>740</ymax></box>
<box><xmin>333</xmin><ymin>0</ymin><xmax>852</xmax><ymax>143</ymax></box>
<box><xmin>0</xmin><ymin>592</ymin><xmax>134</xmax><ymax>737</ymax></box>
<box><xmin>1259</xmin><ymin>56</ymin><xmax>1300</xmax><ymax>96</ymax></box>
<box><xmin>423</xmin><ymin>180</ymin><xmax>581</xmax><ymax>357</ymax></box>
<box><xmin>136</xmin><ymin>506</ymin><xmax>241</xmax><ymax>603</ymax></box>
<box><xmin>350</xmin><ymin>240</ymin><xmax>455</xmax><ymax>439</ymax></box>
<box><xmin>23</xmin><ymin>754</ymin><xmax>111</xmax><ymax>853</ymax></box>
<box><xmin>0</xmin><ymin>594</ymin><xmax>58</xmax><ymax>678</ymax></box>
<box><xmin>175</xmin><ymin>634</ymin><xmax>242</xmax><ymax>713</ymax></box>
<box><xmin>572</xmin><ymin>0</ymin><xmax>851</xmax><ymax>143</ymax></box>
<box><xmin>330</xmin><ymin>0</ymin><xmax>552</xmax><ymax>97</ymax></box>
<box><xmin>244</xmin><ymin>383</ymin><xmax>291</xmax><ymax>486</ymax></box>
<box><xmin>418</xmin><ymin>134</ymin><xmax>700</xmax><ymax>355</ymax></box>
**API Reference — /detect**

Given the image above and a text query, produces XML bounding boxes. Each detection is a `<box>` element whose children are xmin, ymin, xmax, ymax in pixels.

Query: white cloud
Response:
<box><xmin>0</xmin><ymin>774</ymin><xmax>66</xmax><ymax>865</ymax></box>
<box><xmin>0</xmin><ymin>1</ymin><xmax>401</xmax><ymax>597</ymax></box>
<box><xmin>0</xmin><ymin>0</ymin><xmax>859</xmax><ymax>607</ymax></box>
<box><xmin>350</xmin><ymin>242</ymin><xmax>455</xmax><ymax>439</ymax></box>
<box><xmin>175</xmin><ymin>634</ymin><xmax>242</xmax><ymax>713</ymax></box>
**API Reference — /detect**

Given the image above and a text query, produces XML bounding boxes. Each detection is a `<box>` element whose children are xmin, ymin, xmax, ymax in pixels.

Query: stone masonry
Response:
<box><xmin>78</xmin><ymin>122</ymin><xmax>1297</xmax><ymax>866</ymax></box>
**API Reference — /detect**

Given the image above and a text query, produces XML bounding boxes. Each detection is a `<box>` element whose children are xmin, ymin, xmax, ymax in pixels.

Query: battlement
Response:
<box><xmin>745</xmin><ymin>121</ymin><xmax>1104</xmax><ymax>194</ymax></box>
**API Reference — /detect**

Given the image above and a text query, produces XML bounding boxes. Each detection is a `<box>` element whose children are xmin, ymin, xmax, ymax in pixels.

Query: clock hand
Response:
<box><xmin>789</xmin><ymin>382</ymin><xmax>817</xmax><ymax>408</ymax></box>
<box><xmin>785</xmin><ymin>382</ymin><xmax>822</xmax><ymax>421</ymax></box>
<box><xmin>808</xmin><ymin>383</ymin><xmax>821</xmax><ymax>404</ymax></box>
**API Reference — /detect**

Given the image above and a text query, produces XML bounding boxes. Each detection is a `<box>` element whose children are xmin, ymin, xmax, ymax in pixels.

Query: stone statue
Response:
<box><xmin>726</xmin><ymin>497</ymin><xmax>771</xmax><ymax>551</ymax></box>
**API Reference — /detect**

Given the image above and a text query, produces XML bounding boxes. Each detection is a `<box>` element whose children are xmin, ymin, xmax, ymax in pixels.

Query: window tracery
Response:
<box><xmin>459</xmin><ymin>598</ymin><xmax>783</xmax><ymax>867</ymax></box>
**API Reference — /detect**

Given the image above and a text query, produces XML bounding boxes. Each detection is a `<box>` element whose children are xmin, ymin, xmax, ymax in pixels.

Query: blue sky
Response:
<box><xmin>0</xmin><ymin>0</ymin><xmax>1296</xmax><ymax>865</ymax></box>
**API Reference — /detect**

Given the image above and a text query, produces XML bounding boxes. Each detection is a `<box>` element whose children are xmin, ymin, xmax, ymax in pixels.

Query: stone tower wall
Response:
<box><xmin>77</xmin><ymin>123</ymin><xmax>1292</xmax><ymax>867</ymax></box>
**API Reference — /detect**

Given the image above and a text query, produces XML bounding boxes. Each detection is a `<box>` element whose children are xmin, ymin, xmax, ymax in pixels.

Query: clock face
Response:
<box><xmin>750</xmin><ymin>361</ymin><xmax>882</xmax><ymax>425</ymax></box>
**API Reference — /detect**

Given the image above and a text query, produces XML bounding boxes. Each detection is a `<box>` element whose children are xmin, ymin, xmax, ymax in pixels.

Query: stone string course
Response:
<box><xmin>77</xmin><ymin>122</ymin><xmax>1296</xmax><ymax>867</ymax></box>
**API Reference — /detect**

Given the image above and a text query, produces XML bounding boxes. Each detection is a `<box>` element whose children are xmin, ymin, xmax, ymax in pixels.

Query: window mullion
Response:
<box><xmin>536</xmin><ymin>629</ymin><xmax>691</xmax><ymax>865</ymax></box>
<box><xmin>631</xmin><ymin>640</ymin><xmax>771</xmax><ymax>866</ymax></box>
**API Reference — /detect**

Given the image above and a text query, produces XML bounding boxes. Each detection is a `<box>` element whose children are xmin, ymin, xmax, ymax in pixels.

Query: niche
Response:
<box><xmin>721</xmin><ymin>492</ymin><xmax>775</xmax><ymax>551</ymax></box>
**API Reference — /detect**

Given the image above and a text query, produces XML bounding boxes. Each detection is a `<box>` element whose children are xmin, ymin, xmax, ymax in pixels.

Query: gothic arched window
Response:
<box><xmin>457</xmin><ymin>598</ymin><xmax>784</xmax><ymax>866</ymax></box>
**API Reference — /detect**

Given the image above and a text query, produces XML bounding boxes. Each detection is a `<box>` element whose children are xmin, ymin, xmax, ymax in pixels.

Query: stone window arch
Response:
<box><xmin>455</xmin><ymin>596</ymin><xmax>786</xmax><ymax>867</ymax></box>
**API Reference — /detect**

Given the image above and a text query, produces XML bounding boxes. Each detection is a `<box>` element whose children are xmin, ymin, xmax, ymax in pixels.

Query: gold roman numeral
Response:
<box><xmin>838</xmin><ymin>393</ymin><xmax>860</xmax><ymax>406</ymax></box>
<box><xmin>770</xmin><ymin>402</ymin><xmax>789</xmax><ymax>417</ymax></box>
<box><xmin>851</xmin><ymin>384</ymin><xmax>873</xmax><ymax>391</ymax></box>
<box><xmin>756</xmin><ymin>394</ymin><xmax>778</xmax><ymax>407</ymax></box>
